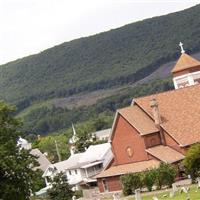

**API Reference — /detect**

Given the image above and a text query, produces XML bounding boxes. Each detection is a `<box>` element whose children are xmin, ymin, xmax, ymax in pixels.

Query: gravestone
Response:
<box><xmin>169</xmin><ymin>191</ymin><xmax>174</xmax><ymax>198</ymax></box>
<box><xmin>172</xmin><ymin>183</ymin><xmax>178</xmax><ymax>193</ymax></box>
<box><xmin>180</xmin><ymin>187</ymin><xmax>189</xmax><ymax>194</ymax></box>
<box><xmin>72</xmin><ymin>196</ymin><xmax>76</xmax><ymax>200</ymax></box>
<box><xmin>197</xmin><ymin>177</ymin><xmax>200</xmax><ymax>188</ymax></box>
<box><xmin>186</xmin><ymin>193</ymin><xmax>190</xmax><ymax>200</ymax></box>
<box><xmin>152</xmin><ymin>196</ymin><xmax>158</xmax><ymax>200</ymax></box>
<box><xmin>112</xmin><ymin>193</ymin><xmax>120</xmax><ymax>200</ymax></box>
<box><xmin>135</xmin><ymin>189</ymin><xmax>142</xmax><ymax>200</ymax></box>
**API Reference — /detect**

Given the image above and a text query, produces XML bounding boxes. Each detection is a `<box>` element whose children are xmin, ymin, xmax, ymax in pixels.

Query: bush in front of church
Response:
<box><xmin>143</xmin><ymin>169</ymin><xmax>157</xmax><ymax>191</ymax></box>
<box><xmin>121</xmin><ymin>173</ymin><xmax>143</xmax><ymax>195</ymax></box>
<box><xmin>121</xmin><ymin>163</ymin><xmax>176</xmax><ymax>196</ymax></box>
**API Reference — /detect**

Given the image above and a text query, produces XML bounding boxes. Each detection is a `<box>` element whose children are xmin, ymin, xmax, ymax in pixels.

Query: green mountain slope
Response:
<box><xmin>1</xmin><ymin>5</ymin><xmax>200</xmax><ymax>110</ymax></box>
<box><xmin>18</xmin><ymin>78</ymin><xmax>173</xmax><ymax>135</ymax></box>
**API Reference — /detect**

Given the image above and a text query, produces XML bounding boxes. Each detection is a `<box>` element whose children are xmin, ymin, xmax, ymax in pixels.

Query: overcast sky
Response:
<box><xmin>0</xmin><ymin>0</ymin><xmax>200</xmax><ymax>65</ymax></box>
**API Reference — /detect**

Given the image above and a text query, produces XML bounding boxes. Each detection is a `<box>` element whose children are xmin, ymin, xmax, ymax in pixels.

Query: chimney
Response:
<box><xmin>150</xmin><ymin>98</ymin><xmax>166</xmax><ymax>145</ymax></box>
<box><xmin>150</xmin><ymin>99</ymin><xmax>161</xmax><ymax>126</ymax></box>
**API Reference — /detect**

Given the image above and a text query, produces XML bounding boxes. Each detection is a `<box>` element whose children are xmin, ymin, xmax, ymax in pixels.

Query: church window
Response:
<box><xmin>126</xmin><ymin>146</ymin><xmax>134</xmax><ymax>157</ymax></box>
<box><xmin>177</xmin><ymin>81</ymin><xmax>189</xmax><ymax>88</ymax></box>
<box><xmin>193</xmin><ymin>73</ymin><xmax>200</xmax><ymax>84</ymax></box>
<box><xmin>175</xmin><ymin>76</ymin><xmax>189</xmax><ymax>88</ymax></box>
<box><xmin>69</xmin><ymin>170</ymin><xmax>72</xmax><ymax>175</ymax></box>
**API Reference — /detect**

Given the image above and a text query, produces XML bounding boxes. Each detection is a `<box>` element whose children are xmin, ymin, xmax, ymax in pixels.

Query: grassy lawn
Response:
<box><xmin>124</xmin><ymin>185</ymin><xmax>200</xmax><ymax>200</ymax></box>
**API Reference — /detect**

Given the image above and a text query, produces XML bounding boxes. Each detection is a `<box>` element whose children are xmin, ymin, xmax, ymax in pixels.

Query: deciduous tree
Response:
<box><xmin>47</xmin><ymin>172</ymin><xmax>74</xmax><ymax>200</ymax></box>
<box><xmin>183</xmin><ymin>143</ymin><xmax>200</xmax><ymax>179</ymax></box>
<box><xmin>0</xmin><ymin>102</ymin><xmax>38</xmax><ymax>200</ymax></box>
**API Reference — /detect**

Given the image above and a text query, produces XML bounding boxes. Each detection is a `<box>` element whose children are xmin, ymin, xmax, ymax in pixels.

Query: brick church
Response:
<box><xmin>96</xmin><ymin>43</ymin><xmax>200</xmax><ymax>193</ymax></box>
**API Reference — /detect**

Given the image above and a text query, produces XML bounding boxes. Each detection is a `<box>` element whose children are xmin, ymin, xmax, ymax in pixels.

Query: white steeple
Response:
<box><xmin>69</xmin><ymin>123</ymin><xmax>78</xmax><ymax>155</ymax></box>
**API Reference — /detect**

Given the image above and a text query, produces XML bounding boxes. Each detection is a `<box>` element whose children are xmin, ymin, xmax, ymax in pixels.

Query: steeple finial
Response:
<box><xmin>179</xmin><ymin>42</ymin><xmax>185</xmax><ymax>54</ymax></box>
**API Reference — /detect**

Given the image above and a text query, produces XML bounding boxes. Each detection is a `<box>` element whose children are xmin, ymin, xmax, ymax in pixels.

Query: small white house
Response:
<box><xmin>42</xmin><ymin>143</ymin><xmax>113</xmax><ymax>190</ymax></box>
<box><xmin>92</xmin><ymin>128</ymin><xmax>111</xmax><ymax>141</ymax></box>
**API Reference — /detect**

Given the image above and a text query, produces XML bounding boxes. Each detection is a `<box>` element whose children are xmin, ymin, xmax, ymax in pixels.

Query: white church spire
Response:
<box><xmin>72</xmin><ymin>123</ymin><xmax>77</xmax><ymax>140</ymax></box>
<box><xmin>69</xmin><ymin>123</ymin><xmax>78</xmax><ymax>155</ymax></box>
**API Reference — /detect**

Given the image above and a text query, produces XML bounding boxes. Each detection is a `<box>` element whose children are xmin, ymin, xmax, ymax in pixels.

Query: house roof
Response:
<box><xmin>78</xmin><ymin>143</ymin><xmax>111</xmax><ymax>164</ymax></box>
<box><xmin>55</xmin><ymin>153</ymin><xmax>84</xmax><ymax>171</ymax></box>
<box><xmin>93</xmin><ymin>128</ymin><xmax>111</xmax><ymax>139</ymax></box>
<box><xmin>43</xmin><ymin>142</ymin><xmax>113</xmax><ymax>177</ymax></box>
<box><xmin>146</xmin><ymin>145</ymin><xmax>185</xmax><ymax>163</ymax></box>
<box><xmin>135</xmin><ymin>84</ymin><xmax>200</xmax><ymax>146</ymax></box>
<box><xmin>81</xmin><ymin>161</ymin><xmax>102</xmax><ymax>169</ymax></box>
<box><xmin>118</xmin><ymin>105</ymin><xmax>159</xmax><ymax>135</ymax></box>
<box><xmin>96</xmin><ymin>160</ymin><xmax>160</xmax><ymax>178</ymax></box>
<box><xmin>43</xmin><ymin>153</ymin><xmax>84</xmax><ymax>176</ymax></box>
<box><xmin>171</xmin><ymin>53</ymin><xmax>200</xmax><ymax>73</ymax></box>
<box><xmin>30</xmin><ymin>148</ymin><xmax>51</xmax><ymax>171</ymax></box>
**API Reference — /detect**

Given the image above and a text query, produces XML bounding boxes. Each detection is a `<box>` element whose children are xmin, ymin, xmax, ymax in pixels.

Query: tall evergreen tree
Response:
<box><xmin>0</xmin><ymin>102</ymin><xmax>38</xmax><ymax>200</ymax></box>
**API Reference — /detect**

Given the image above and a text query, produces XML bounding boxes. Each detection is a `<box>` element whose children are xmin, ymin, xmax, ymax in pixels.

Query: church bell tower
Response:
<box><xmin>172</xmin><ymin>42</ymin><xmax>200</xmax><ymax>89</ymax></box>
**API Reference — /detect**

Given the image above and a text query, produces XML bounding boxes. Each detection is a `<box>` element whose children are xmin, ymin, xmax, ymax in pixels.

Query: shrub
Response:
<box><xmin>155</xmin><ymin>162</ymin><xmax>176</xmax><ymax>189</ymax></box>
<box><xmin>183</xmin><ymin>143</ymin><xmax>200</xmax><ymax>179</ymax></box>
<box><xmin>47</xmin><ymin>172</ymin><xmax>74</xmax><ymax>200</ymax></box>
<box><xmin>143</xmin><ymin>170</ymin><xmax>157</xmax><ymax>191</ymax></box>
<box><xmin>74</xmin><ymin>190</ymin><xmax>83</xmax><ymax>198</ymax></box>
<box><xmin>121</xmin><ymin>173</ymin><xmax>143</xmax><ymax>196</ymax></box>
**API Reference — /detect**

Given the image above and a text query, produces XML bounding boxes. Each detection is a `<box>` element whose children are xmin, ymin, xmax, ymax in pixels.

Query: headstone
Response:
<box><xmin>152</xmin><ymin>196</ymin><xmax>158</xmax><ymax>200</ymax></box>
<box><xmin>180</xmin><ymin>187</ymin><xmax>188</xmax><ymax>194</ymax></box>
<box><xmin>72</xmin><ymin>196</ymin><xmax>76</xmax><ymax>200</ymax></box>
<box><xmin>135</xmin><ymin>189</ymin><xmax>142</xmax><ymax>200</ymax></box>
<box><xmin>197</xmin><ymin>177</ymin><xmax>200</xmax><ymax>189</ymax></box>
<box><xmin>186</xmin><ymin>193</ymin><xmax>190</xmax><ymax>200</ymax></box>
<box><xmin>112</xmin><ymin>193</ymin><xmax>119</xmax><ymax>200</ymax></box>
<box><xmin>169</xmin><ymin>191</ymin><xmax>174</xmax><ymax>198</ymax></box>
<box><xmin>172</xmin><ymin>183</ymin><xmax>178</xmax><ymax>193</ymax></box>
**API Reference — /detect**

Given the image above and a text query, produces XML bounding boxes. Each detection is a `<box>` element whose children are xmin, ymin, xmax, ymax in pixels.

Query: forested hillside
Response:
<box><xmin>1</xmin><ymin>4</ymin><xmax>200</xmax><ymax>111</ymax></box>
<box><xmin>19</xmin><ymin>78</ymin><xmax>173</xmax><ymax>135</ymax></box>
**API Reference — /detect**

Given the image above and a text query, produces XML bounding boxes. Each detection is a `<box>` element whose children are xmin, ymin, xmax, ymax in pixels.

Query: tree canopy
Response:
<box><xmin>183</xmin><ymin>143</ymin><xmax>200</xmax><ymax>179</ymax></box>
<box><xmin>47</xmin><ymin>172</ymin><xmax>74</xmax><ymax>200</ymax></box>
<box><xmin>0</xmin><ymin>102</ymin><xmax>38</xmax><ymax>200</ymax></box>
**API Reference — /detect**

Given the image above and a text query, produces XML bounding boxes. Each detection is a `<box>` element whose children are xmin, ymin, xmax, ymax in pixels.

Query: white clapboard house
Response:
<box><xmin>42</xmin><ymin>142</ymin><xmax>113</xmax><ymax>190</ymax></box>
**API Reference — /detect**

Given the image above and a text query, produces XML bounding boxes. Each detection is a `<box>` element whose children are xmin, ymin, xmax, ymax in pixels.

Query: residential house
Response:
<box><xmin>92</xmin><ymin>128</ymin><xmax>111</xmax><ymax>141</ymax></box>
<box><xmin>43</xmin><ymin>142</ymin><xmax>113</xmax><ymax>190</ymax></box>
<box><xmin>17</xmin><ymin>137</ymin><xmax>51</xmax><ymax>172</ymax></box>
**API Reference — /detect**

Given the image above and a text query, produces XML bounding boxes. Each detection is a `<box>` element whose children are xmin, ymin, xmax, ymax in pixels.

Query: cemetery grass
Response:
<box><xmin>125</xmin><ymin>185</ymin><xmax>200</xmax><ymax>200</ymax></box>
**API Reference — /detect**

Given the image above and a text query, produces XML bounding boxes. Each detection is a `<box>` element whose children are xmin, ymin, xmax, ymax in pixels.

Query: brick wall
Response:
<box><xmin>97</xmin><ymin>178</ymin><xmax>104</xmax><ymax>193</ymax></box>
<box><xmin>97</xmin><ymin>176</ymin><xmax>122</xmax><ymax>192</ymax></box>
<box><xmin>111</xmin><ymin>115</ymin><xmax>148</xmax><ymax>165</ymax></box>
<box><xmin>143</xmin><ymin>132</ymin><xmax>161</xmax><ymax>148</ymax></box>
<box><xmin>164</xmin><ymin>131</ymin><xmax>186</xmax><ymax>154</ymax></box>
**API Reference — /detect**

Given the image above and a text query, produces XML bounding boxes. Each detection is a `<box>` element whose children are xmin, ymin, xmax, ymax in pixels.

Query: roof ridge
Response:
<box><xmin>135</xmin><ymin>84</ymin><xmax>200</xmax><ymax>101</ymax></box>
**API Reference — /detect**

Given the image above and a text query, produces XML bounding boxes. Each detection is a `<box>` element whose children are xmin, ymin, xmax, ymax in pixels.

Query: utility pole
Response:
<box><xmin>55</xmin><ymin>140</ymin><xmax>61</xmax><ymax>162</ymax></box>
